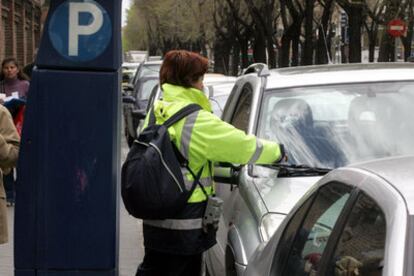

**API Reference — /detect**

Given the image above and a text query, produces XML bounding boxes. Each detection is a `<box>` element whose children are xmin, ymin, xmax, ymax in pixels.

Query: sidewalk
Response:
<box><xmin>0</xmin><ymin>203</ymin><xmax>144</xmax><ymax>276</ymax></box>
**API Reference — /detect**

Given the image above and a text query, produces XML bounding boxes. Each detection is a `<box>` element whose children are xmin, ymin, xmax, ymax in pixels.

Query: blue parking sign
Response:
<box><xmin>48</xmin><ymin>0</ymin><xmax>112</xmax><ymax>62</ymax></box>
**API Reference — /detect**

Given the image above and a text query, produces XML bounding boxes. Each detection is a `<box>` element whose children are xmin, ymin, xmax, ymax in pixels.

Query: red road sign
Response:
<box><xmin>387</xmin><ymin>19</ymin><xmax>407</xmax><ymax>37</ymax></box>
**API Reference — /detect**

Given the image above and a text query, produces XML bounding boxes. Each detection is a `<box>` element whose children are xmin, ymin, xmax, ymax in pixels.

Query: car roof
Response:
<box><xmin>122</xmin><ymin>62</ymin><xmax>140</xmax><ymax>68</ymax></box>
<box><xmin>265</xmin><ymin>63</ymin><xmax>414</xmax><ymax>89</ymax></box>
<box><xmin>142</xmin><ymin>60</ymin><xmax>163</xmax><ymax>66</ymax></box>
<box><xmin>349</xmin><ymin>155</ymin><xmax>414</xmax><ymax>214</ymax></box>
<box><xmin>204</xmin><ymin>74</ymin><xmax>236</xmax><ymax>84</ymax></box>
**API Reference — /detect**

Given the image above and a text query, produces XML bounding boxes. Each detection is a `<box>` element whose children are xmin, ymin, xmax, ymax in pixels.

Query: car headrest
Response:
<box><xmin>271</xmin><ymin>98</ymin><xmax>313</xmax><ymax>130</ymax></box>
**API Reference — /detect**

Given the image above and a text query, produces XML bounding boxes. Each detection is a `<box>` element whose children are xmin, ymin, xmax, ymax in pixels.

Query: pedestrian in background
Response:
<box><xmin>0</xmin><ymin>57</ymin><xmax>28</xmax><ymax>205</ymax></box>
<box><xmin>0</xmin><ymin>104</ymin><xmax>20</xmax><ymax>244</ymax></box>
<box><xmin>136</xmin><ymin>50</ymin><xmax>285</xmax><ymax>276</ymax></box>
<box><xmin>0</xmin><ymin>57</ymin><xmax>30</xmax><ymax>100</ymax></box>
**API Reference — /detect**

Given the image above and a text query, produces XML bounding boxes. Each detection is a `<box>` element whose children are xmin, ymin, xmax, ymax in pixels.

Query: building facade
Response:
<box><xmin>0</xmin><ymin>0</ymin><xmax>42</xmax><ymax>67</ymax></box>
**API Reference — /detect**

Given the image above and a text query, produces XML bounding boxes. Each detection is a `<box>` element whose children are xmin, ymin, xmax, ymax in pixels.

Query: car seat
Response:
<box><xmin>347</xmin><ymin>96</ymin><xmax>392</xmax><ymax>159</ymax></box>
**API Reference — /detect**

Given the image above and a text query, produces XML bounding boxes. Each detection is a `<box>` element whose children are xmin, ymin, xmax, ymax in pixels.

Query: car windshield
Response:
<box><xmin>257</xmin><ymin>81</ymin><xmax>414</xmax><ymax>169</ymax></box>
<box><xmin>138</xmin><ymin>79</ymin><xmax>159</xmax><ymax>100</ymax></box>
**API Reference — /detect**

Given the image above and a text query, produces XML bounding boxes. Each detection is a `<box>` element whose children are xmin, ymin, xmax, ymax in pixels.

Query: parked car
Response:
<box><xmin>124</xmin><ymin>50</ymin><xmax>148</xmax><ymax>63</ymax></box>
<box><xmin>121</xmin><ymin>62</ymin><xmax>140</xmax><ymax>90</ymax></box>
<box><xmin>122</xmin><ymin>76</ymin><xmax>159</xmax><ymax>146</ymax></box>
<box><xmin>124</xmin><ymin>60</ymin><xmax>162</xmax><ymax>94</ymax></box>
<box><xmin>245</xmin><ymin>155</ymin><xmax>414</xmax><ymax>276</ymax></box>
<box><xmin>205</xmin><ymin>63</ymin><xmax>414</xmax><ymax>275</ymax></box>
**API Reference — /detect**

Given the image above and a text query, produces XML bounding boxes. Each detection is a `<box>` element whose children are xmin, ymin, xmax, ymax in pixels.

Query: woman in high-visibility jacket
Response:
<box><xmin>136</xmin><ymin>50</ymin><xmax>285</xmax><ymax>276</ymax></box>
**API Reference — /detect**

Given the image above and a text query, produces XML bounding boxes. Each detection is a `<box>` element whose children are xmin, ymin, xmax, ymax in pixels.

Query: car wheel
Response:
<box><xmin>225</xmin><ymin>246</ymin><xmax>237</xmax><ymax>276</ymax></box>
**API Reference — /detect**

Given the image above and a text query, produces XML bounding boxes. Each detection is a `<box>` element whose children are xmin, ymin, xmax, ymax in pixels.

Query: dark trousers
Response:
<box><xmin>3</xmin><ymin>171</ymin><xmax>15</xmax><ymax>204</ymax></box>
<box><xmin>136</xmin><ymin>248</ymin><xmax>202</xmax><ymax>276</ymax></box>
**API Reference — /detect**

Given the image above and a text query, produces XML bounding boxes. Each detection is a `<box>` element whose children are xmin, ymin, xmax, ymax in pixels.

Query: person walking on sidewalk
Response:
<box><xmin>0</xmin><ymin>57</ymin><xmax>28</xmax><ymax>206</ymax></box>
<box><xmin>135</xmin><ymin>50</ymin><xmax>286</xmax><ymax>276</ymax></box>
<box><xmin>0</xmin><ymin>104</ymin><xmax>20</xmax><ymax>244</ymax></box>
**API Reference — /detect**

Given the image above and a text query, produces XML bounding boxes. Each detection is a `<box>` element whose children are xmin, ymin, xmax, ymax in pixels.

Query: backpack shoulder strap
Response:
<box><xmin>148</xmin><ymin>107</ymin><xmax>156</xmax><ymax>126</ymax></box>
<box><xmin>163</xmin><ymin>104</ymin><xmax>201</xmax><ymax>128</ymax></box>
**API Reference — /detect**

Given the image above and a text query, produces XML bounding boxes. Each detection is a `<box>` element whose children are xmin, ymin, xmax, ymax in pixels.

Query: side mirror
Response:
<box><xmin>213</xmin><ymin>163</ymin><xmax>240</xmax><ymax>184</ymax></box>
<box><xmin>122</xmin><ymin>95</ymin><xmax>136</xmax><ymax>104</ymax></box>
<box><xmin>131</xmin><ymin>109</ymin><xmax>147</xmax><ymax>120</ymax></box>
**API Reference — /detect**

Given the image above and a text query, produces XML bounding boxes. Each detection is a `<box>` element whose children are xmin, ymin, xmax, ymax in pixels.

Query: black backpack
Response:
<box><xmin>121</xmin><ymin>104</ymin><xmax>203</xmax><ymax>219</ymax></box>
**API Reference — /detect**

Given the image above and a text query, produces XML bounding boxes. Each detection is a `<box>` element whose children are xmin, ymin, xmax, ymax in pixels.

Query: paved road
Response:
<box><xmin>0</xmin><ymin>134</ymin><xmax>145</xmax><ymax>276</ymax></box>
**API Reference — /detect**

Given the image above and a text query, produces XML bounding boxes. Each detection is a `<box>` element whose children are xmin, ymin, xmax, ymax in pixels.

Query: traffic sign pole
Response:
<box><xmin>15</xmin><ymin>0</ymin><xmax>122</xmax><ymax>275</ymax></box>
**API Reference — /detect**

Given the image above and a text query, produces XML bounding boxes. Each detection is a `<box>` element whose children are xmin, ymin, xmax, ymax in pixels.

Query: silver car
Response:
<box><xmin>206</xmin><ymin>63</ymin><xmax>414</xmax><ymax>275</ymax></box>
<box><xmin>245</xmin><ymin>155</ymin><xmax>414</xmax><ymax>276</ymax></box>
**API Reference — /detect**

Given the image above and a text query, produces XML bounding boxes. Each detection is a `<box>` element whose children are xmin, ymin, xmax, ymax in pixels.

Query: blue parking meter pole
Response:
<box><xmin>14</xmin><ymin>1</ymin><xmax>122</xmax><ymax>275</ymax></box>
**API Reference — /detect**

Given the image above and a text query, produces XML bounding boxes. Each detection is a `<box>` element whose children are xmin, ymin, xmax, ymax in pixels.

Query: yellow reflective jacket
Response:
<box><xmin>145</xmin><ymin>83</ymin><xmax>283</xmax><ymax>203</ymax></box>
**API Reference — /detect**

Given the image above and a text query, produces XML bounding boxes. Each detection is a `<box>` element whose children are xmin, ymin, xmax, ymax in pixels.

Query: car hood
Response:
<box><xmin>252</xmin><ymin>167</ymin><xmax>321</xmax><ymax>214</ymax></box>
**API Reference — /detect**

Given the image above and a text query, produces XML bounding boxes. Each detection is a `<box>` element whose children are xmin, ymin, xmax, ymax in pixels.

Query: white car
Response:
<box><xmin>246</xmin><ymin>155</ymin><xmax>414</xmax><ymax>276</ymax></box>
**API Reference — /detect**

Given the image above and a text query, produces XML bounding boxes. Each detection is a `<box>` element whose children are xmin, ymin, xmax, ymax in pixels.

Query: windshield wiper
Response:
<box><xmin>260</xmin><ymin>163</ymin><xmax>332</xmax><ymax>177</ymax></box>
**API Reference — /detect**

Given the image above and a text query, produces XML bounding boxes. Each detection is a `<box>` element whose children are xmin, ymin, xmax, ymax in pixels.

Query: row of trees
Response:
<box><xmin>123</xmin><ymin>0</ymin><xmax>414</xmax><ymax>75</ymax></box>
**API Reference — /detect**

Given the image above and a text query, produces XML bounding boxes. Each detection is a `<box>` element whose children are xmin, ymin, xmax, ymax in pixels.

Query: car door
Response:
<box><xmin>216</xmin><ymin>83</ymin><xmax>253</xmax><ymax>232</ymax></box>
<box><xmin>208</xmin><ymin>83</ymin><xmax>254</xmax><ymax>275</ymax></box>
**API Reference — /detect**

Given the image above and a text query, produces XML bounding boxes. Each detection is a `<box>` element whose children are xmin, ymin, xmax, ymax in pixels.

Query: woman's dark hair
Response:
<box><xmin>160</xmin><ymin>50</ymin><xmax>208</xmax><ymax>88</ymax></box>
<box><xmin>1</xmin><ymin>57</ymin><xmax>29</xmax><ymax>81</ymax></box>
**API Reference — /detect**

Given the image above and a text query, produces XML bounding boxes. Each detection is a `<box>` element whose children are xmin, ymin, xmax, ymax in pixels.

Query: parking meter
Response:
<box><xmin>14</xmin><ymin>1</ymin><xmax>121</xmax><ymax>275</ymax></box>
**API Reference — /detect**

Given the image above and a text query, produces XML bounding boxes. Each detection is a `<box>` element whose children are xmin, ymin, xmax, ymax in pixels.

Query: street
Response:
<box><xmin>0</xmin><ymin>134</ymin><xmax>145</xmax><ymax>276</ymax></box>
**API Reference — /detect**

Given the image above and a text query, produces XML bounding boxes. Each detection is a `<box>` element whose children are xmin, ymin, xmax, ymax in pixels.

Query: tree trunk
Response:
<box><xmin>291</xmin><ymin>23</ymin><xmax>301</xmax><ymax>66</ymax></box>
<box><xmin>341</xmin><ymin>44</ymin><xmax>348</xmax><ymax>63</ymax></box>
<box><xmin>316</xmin><ymin>0</ymin><xmax>333</xmax><ymax>64</ymax></box>
<box><xmin>231</xmin><ymin>41</ymin><xmax>240</xmax><ymax>76</ymax></box>
<box><xmin>401</xmin><ymin>20</ymin><xmax>414</xmax><ymax>61</ymax></box>
<box><xmin>302</xmin><ymin>0</ymin><xmax>315</xmax><ymax>65</ymax></box>
<box><xmin>279</xmin><ymin>35</ymin><xmax>291</xmax><ymax>67</ymax></box>
<box><xmin>368</xmin><ymin>36</ymin><xmax>376</xmax><ymax>62</ymax></box>
<box><xmin>316</xmin><ymin>26</ymin><xmax>329</xmax><ymax>64</ymax></box>
<box><xmin>347</xmin><ymin>6</ymin><xmax>362</xmax><ymax>63</ymax></box>
<box><xmin>240</xmin><ymin>38</ymin><xmax>249</xmax><ymax>69</ymax></box>
<box><xmin>253</xmin><ymin>32</ymin><xmax>267</xmax><ymax>63</ymax></box>
<box><xmin>213</xmin><ymin>39</ymin><xmax>231</xmax><ymax>74</ymax></box>
<box><xmin>378</xmin><ymin>31</ymin><xmax>393</xmax><ymax>62</ymax></box>
<box><xmin>266</xmin><ymin>39</ymin><xmax>277</xmax><ymax>68</ymax></box>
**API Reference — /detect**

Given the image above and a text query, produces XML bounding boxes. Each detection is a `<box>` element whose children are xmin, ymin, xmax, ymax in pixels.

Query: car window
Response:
<box><xmin>271</xmin><ymin>194</ymin><xmax>316</xmax><ymax>275</ymax></box>
<box><xmin>230</xmin><ymin>85</ymin><xmax>253</xmax><ymax>133</ymax></box>
<box><xmin>146</xmin><ymin>85</ymin><xmax>160</xmax><ymax>113</ymax></box>
<box><xmin>282</xmin><ymin>183</ymin><xmax>352</xmax><ymax>276</ymax></box>
<box><xmin>325</xmin><ymin>192</ymin><xmax>386</xmax><ymax>276</ymax></box>
<box><xmin>139</xmin><ymin>64</ymin><xmax>161</xmax><ymax>78</ymax></box>
<box><xmin>258</xmin><ymin>82</ymin><xmax>414</xmax><ymax>169</ymax></box>
<box><xmin>138</xmin><ymin>79</ymin><xmax>159</xmax><ymax>100</ymax></box>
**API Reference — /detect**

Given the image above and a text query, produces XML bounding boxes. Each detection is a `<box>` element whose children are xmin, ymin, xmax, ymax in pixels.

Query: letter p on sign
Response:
<box><xmin>48</xmin><ymin>0</ymin><xmax>111</xmax><ymax>62</ymax></box>
<box><xmin>69</xmin><ymin>3</ymin><xmax>103</xmax><ymax>56</ymax></box>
